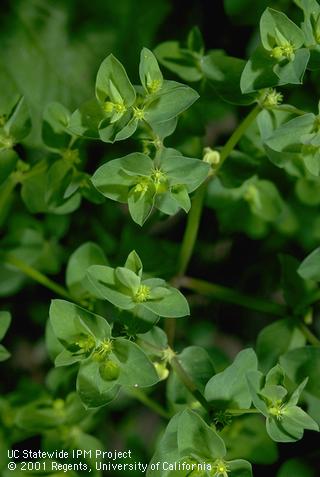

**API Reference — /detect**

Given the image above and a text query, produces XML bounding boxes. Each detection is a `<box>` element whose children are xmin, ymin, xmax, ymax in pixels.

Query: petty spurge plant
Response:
<box><xmin>1</xmin><ymin>0</ymin><xmax>320</xmax><ymax>476</ymax></box>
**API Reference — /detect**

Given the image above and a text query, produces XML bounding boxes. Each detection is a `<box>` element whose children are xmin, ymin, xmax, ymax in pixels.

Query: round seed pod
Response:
<box><xmin>99</xmin><ymin>360</ymin><xmax>120</xmax><ymax>381</ymax></box>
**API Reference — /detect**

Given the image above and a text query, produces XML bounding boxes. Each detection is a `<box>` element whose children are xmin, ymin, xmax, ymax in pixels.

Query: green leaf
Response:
<box><xmin>3</xmin><ymin>97</ymin><xmax>31</xmax><ymax>142</ymax></box>
<box><xmin>220</xmin><ymin>415</ymin><xmax>278</xmax><ymax>465</ymax></box>
<box><xmin>70</xmin><ymin>429</ymin><xmax>104</xmax><ymax>470</ymax></box>
<box><xmin>154</xmin><ymin>41</ymin><xmax>203</xmax><ymax>82</ymax></box>
<box><xmin>167</xmin><ymin>346</ymin><xmax>215</xmax><ymax>405</ymax></box>
<box><xmin>77</xmin><ymin>358</ymin><xmax>120</xmax><ymax>408</ymax></box>
<box><xmin>280</xmin><ymin>255</ymin><xmax>316</xmax><ymax>310</ymax></box>
<box><xmin>91</xmin><ymin>153</ymin><xmax>153</xmax><ymax>203</ymax></box>
<box><xmin>0</xmin><ymin>150</ymin><xmax>18</xmax><ymax>186</ymax></box>
<box><xmin>144</xmin><ymin>80</ymin><xmax>199</xmax><ymax>125</ymax></box>
<box><xmin>177</xmin><ymin>409</ymin><xmax>226</xmax><ymax>460</ymax></box>
<box><xmin>69</xmin><ymin>98</ymin><xmax>105</xmax><ymax>139</ymax></box>
<box><xmin>124</xmin><ymin>250</ymin><xmax>143</xmax><ymax>277</ymax></box>
<box><xmin>228</xmin><ymin>460</ymin><xmax>253</xmax><ymax>477</ymax></box>
<box><xmin>260</xmin><ymin>8</ymin><xmax>305</xmax><ymax>51</ymax></box>
<box><xmin>257</xmin><ymin>319</ymin><xmax>305</xmax><ymax>372</ymax></box>
<box><xmin>241</xmin><ymin>46</ymin><xmax>310</xmax><ymax>93</ymax></box>
<box><xmin>171</xmin><ymin>185</ymin><xmax>191</xmax><ymax>212</ymax></box>
<box><xmin>274</xmin><ymin>49</ymin><xmax>310</xmax><ymax>84</ymax></box>
<box><xmin>280</xmin><ymin>346</ymin><xmax>320</xmax><ymax>398</ymax></box>
<box><xmin>205</xmin><ymin>348</ymin><xmax>258</xmax><ymax>409</ymax></box>
<box><xmin>42</xmin><ymin>101</ymin><xmax>71</xmax><ymax>148</ymax></box>
<box><xmin>50</xmin><ymin>299</ymin><xmax>111</xmax><ymax>351</ymax></box>
<box><xmin>128</xmin><ymin>186</ymin><xmax>155</xmax><ymax>225</ymax></box>
<box><xmin>95</xmin><ymin>54</ymin><xmax>136</xmax><ymax>106</ymax></box>
<box><xmin>246</xmin><ymin>370</ymin><xmax>270</xmax><ymax>417</ymax></box>
<box><xmin>159</xmin><ymin>148</ymin><xmax>210</xmax><ymax>192</ymax></box>
<box><xmin>240</xmin><ymin>46</ymin><xmax>281</xmax><ymax>93</ymax></box>
<box><xmin>243</xmin><ymin>178</ymin><xmax>284</xmax><ymax>222</ymax></box>
<box><xmin>202</xmin><ymin>51</ymin><xmax>256</xmax><ymax>105</ymax></box>
<box><xmin>266</xmin><ymin>405</ymin><xmax>318</xmax><ymax>442</ymax></box>
<box><xmin>142</xmin><ymin>279</ymin><xmax>190</xmax><ymax>318</ymax></box>
<box><xmin>45</xmin><ymin>159</ymin><xmax>73</xmax><ymax>207</ymax></box>
<box><xmin>187</xmin><ymin>26</ymin><xmax>204</xmax><ymax>54</ymax></box>
<box><xmin>14</xmin><ymin>397</ymin><xmax>78</xmax><ymax>432</ymax></box>
<box><xmin>66</xmin><ymin>242</ymin><xmax>108</xmax><ymax>299</ymax></box>
<box><xmin>86</xmin><ymin>265</ymin><xmax>134</xmax><ymax>309</ymax></box>
<box><xmin>298</xmin><ymin>247</ymin><xmax>320</xmax><ymax>281</ymax></box>
<box><xmin>139</xmin><ymin>47</ymin><xmax>163</xmax><ymax>93</ymax></box>
<box><xmin>146</xmin><ymin>413</ymin><xmax>181</xmax><ymax>477</ymax></box>
<box><xmin>98</xmin><ymin>112</ymin><xmax>138</xmax><ymax>143</ymax></box>
<box><xmin>263</xmin><ymin>113</ymin><xmax>316</xmax><ymax>172</ymax></box>
<box><xmin>0</xmin><ymin>345</ymin><xmax>10</xmax><ymax>362</ymax></box>
<box><xmin>113</xmin><ymin>338</ymin><xmax>159</xmax><ymax>387</ymax></box>
<box><xmin>0</xmin><ymin>311</ymin><xmax>11</xmax><ymax>341</ymax></box>
<box><xmin>295</xmin><ymin>177</ymin><xmax>320</xmax><ymax>205</ymax></box>
<box><xmin>0</xmin><ymin>311</ymin><xmax>10</xmax><ymax>359</ymax></box>
<box><xmin>115</xmin><ymin>267</ymin><xmax>141</xmax><ymax>292</ymax></box>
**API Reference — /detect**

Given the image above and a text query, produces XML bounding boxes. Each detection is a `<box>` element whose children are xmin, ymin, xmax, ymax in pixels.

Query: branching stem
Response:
<box><xmin>2</xmin><ymin>254</ymin><xmax>73</xmax><ymax>301</ymax></box>
<box><xmin>181</xmin><ymin>276</ymin><xmax>287</xmax><ymax>316</ymax></box>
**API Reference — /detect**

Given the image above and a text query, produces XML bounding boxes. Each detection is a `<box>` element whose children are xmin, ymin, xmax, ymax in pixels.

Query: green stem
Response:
<box><xmin>227</xmin><ymin>408</ymin><xmax>260</xmax><ymax>416</ymax></box>
<box><xmin>177</xmin><ymin>181</ymin><xmax>208</xmax><ymax>277</ymax></box>
<box><xmin>272</xmin><ymin>105</ymin><xmax>307</xmax><ymax>116</ymax></box>
<box><xmin>218</xmin><ymin>104</ymin><xmax>261</xmax><ymax>167</ymax></box>
<box><xmin>299</xmin><ymin>323</ymin><xmax>320</xmax><ymax>347</ymax></box>
<box><xmin>181</xmin><ymin>276</ymin><xmax>287</xmax><ymax>316</ymax></box>
<box><xmin>127</xmin><ymin>388</ymin><xmax>170</xmax><ymax>419</ymax></box>
<box><xmin>2</xmin><ymin>254</ymin><xmax>74</xmax><ymax>301</ymax></box>
<box><xmin>177</xmin><ymin>104</ymin><xmax>262</xmax><ymax>279</ymax></box>
<box><xmin>170</xmin><ymin>104</ymin><xmax>262</xmax><ymax>347</ymax></box>
<box><xmin>170</xmin><ymin>354</ymin><xmax>211</xmax><ymax>413</ymax></box>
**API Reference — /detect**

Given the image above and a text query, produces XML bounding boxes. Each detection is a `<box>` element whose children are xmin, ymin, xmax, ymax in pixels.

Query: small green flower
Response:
<box><xmin>74</xmin><ymin>334</ymin><xmax>96</xmax><ymax>354</ymax></box>
<box><xmin>271</xmin><ymin>43</ymin><xmax>295</xmax><ymax>61</ymax></box>
<box><xmin>212</xmin><ymin>459</ymin><xmax>230</xmax><ymax>477</ymax></box>
<box><xmin>134</xmin><ymin>284</ymin><xmax>151</xmax><ymax>303</ymax></box>
<box><xmin>260</xmin><ymin>88</ymin><xmax>283</xmax><ymax>108</ymax></box>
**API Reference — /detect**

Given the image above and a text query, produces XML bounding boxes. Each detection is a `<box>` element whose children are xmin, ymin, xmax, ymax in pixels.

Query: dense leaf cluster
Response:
<box><xmin>1</xmin><ymin>1</ymin><xmax>320</xmax><ymax>476</ymax></box>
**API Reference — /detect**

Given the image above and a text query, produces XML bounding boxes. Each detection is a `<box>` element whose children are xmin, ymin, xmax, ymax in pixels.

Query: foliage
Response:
<box><xmin>1</xmin><ymin>0</ymin><xmax>320</xmax><ymax>476</ymax></box>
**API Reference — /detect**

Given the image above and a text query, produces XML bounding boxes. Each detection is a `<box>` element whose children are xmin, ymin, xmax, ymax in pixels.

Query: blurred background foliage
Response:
<box><xmin>1</xmin><ymin>0</ymin><xmax>320</xmax><ymax>476</ymax></box>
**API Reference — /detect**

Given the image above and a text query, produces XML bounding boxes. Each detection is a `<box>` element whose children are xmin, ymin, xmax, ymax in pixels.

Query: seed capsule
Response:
<box><xmin>99</xmin><ymin>360</ymin><xmax>120</xmax><ymax>381</ymax></box>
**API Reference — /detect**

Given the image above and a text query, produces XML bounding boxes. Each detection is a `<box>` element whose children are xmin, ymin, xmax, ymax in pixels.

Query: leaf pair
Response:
<box><xmin>261</xmin><ymin>110</ymin><xmax>320</xmax><ymax>177</ymax></box>
<box><xmin>49</xmin><ymin>300</ymin><xmax>159</xmax><ymax>408</ymax></box>
<box><xmin>247</xmin><ymin>364</ymin><xmax>319</xmax><ymax>442</ymax></box>
<box><xmin>206</xmin><ymin>175</ymin><xmax>285</xmax><ymax>238</ymax></box>
<box><xmin>86</xmin><ymin>250</ymin><xmax>190</xmax><ymax>325</ymax></box>
<box><xmin>92</xmin><ymin>147</ymin><xmax>209</xmax><ymax>225</ymax></box>
<box><xmin>147</xmin><ymin>409</ymin><xmax>252</xmax><ymax>477</ymax></box>
<box><xmin>69</xmin><ymin>48</ymin><xmax>199</xmax><ymax>143</ymax></box>
<box><xmin>241</xmin><ymin>8</ymin><xmax>310</xmax><ymax>93</ymax></box>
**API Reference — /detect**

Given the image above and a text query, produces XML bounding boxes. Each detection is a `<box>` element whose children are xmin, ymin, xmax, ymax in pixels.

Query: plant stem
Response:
<box><xmin>168</xmin><ymin>104</ymin><xmax>262</xmax><ymax>347</ymax></box>
<box><xmin>218</xmin><ymin>104</ymin><xmax>261</xmax><ymax>167</ymax></box>
<box><xmin>227</xmin><ymin>408</ymin><xmax>260</xmax><ymax>416</ymax></box>
<box><xmin>127</xmin><ymin>388</ymin><xmax>170</xmax><ymax>419</ymax></box>
<box><xmin>272</xmin><ymin>105</ymin><xmax>307</xmax><ymax>116</ymax></box>
<box><xmin>170</xmin><ymin>354</ymin><xmax>211</xmax><ymax>413</ymax></box>
<box><xmin>2</xmin><ymin>254</ymin><xmax>74</xmax><ymax>301</ymax></box>
<box><xmin>299</xmin><ymin>323</ymin><xmax>320</xmax><ymax>347</ymax></box>
<box><xmin>177</xmin><ymin>181</ymin><xmax>208</xmax><ymax>277</ymax></box>
<box><xmin>181</xmin><ymin>276</ymin><xmax>287</xmax><ymax>316</ymax></box>
<box><xmin>176</xmin><ymin>104</ymin><xmax>262</xmax><ymax>279</ymax></box>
